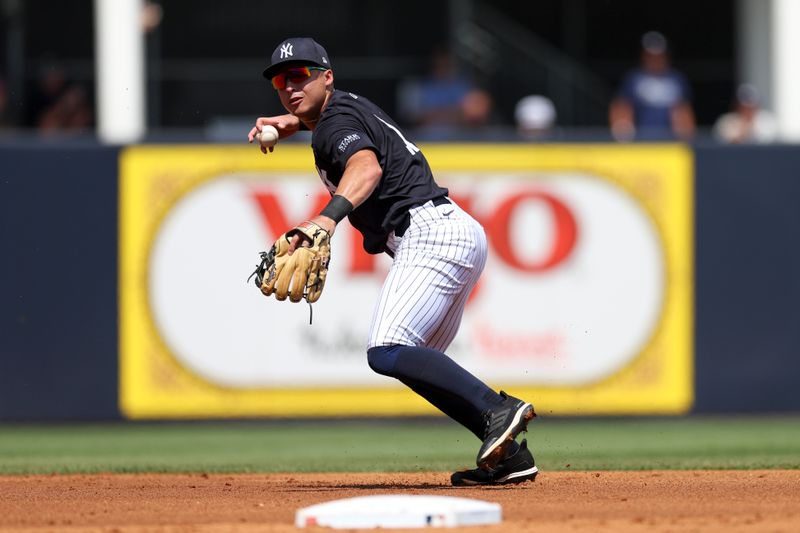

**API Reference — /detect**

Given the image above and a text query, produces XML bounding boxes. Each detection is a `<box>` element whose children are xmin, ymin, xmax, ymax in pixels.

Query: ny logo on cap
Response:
<box><xmin>280</xmin><ymin>43</ymin><xmax>293</xmax><ymax>59</ymax></box>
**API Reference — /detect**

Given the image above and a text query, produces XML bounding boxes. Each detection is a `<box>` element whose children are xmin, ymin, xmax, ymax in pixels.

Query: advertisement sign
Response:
<box><xmin>120</xmin><ymin>144</ymin><xmax>693</xmax><ymax>418</ymax></box>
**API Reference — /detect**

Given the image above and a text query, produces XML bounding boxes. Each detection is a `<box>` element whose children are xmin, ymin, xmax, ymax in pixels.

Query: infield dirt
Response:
<box><xmin>1</xmin><ymin>471</ymin><xmax>798</xmax><ymax>532</ymax></box>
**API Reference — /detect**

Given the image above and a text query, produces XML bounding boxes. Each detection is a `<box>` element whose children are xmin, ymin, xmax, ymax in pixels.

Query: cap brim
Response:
<box><xmin>263</xmin><ymin>60</ymin><xmax>329</xmax><ymax>80</ymax></box>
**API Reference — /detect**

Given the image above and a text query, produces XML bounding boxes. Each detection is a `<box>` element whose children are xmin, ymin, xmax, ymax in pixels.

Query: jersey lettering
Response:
<box><xmin>374</xmin><ymin>114</ymin><xmax>420</xmax><ymax>155</ymax></box>
<box><xmin>337</xmin><ymin>133</ymin><xmax>362</xmax><ymax>153</ymax></box>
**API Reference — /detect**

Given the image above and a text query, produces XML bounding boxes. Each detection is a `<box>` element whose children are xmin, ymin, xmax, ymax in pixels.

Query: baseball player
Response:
<box><xmin>248</xmin><ymin>37</ymin><xmax>538</xmax><ymax>485</ymax></box>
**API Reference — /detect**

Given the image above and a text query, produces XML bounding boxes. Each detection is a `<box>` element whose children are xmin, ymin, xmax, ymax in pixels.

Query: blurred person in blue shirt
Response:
<box><xmin>609</xmin><ymin>31</ymin><xmax>695</xmax><ymax>141</ymax></box>
<box><xmin>397</xmin><ymin>47</ymin><xmax>493</xmax><ymax>139</ymax></box>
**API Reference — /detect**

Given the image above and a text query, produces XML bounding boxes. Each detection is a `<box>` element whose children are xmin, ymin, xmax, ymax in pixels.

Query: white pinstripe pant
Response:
<box><xmin>367</xmin><ymin>198</ymin><xmax>488</xmax><ymax>351</ymax></box>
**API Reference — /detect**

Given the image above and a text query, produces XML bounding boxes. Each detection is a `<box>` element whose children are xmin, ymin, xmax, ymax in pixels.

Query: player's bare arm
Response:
<box><xmin>288</xmin><ymin>149</ymin><xmax>381</xmax><ymax>254</ymax></box>
<box><xmin>328</xmin><ymin>149</ymin><xmax>382</xmax><ymax>211</ymax></box>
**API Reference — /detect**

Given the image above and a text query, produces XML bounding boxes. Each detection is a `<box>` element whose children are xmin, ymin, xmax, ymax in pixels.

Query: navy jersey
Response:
<box><xmin>618</xmin><ymin>68</ymin><xmax>692</xmax><ymax>136</ymax></box>
<box><xmin>312</xmin><ymin>90</ymin><xmax>448</xmax><ymax>254</ymax></box>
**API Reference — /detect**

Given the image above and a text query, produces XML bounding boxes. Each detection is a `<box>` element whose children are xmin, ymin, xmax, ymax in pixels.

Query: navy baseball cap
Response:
<box><xmin>262</xmin><ymin>37</ymin><xmax>331</xmax><ymax>80</ymax></box>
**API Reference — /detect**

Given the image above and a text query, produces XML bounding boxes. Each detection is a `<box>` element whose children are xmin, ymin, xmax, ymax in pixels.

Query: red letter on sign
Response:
<box><xmin>250</xmin><ymin>191</ymin><xmax>329</xmax><ymax>240</ymax></box>
<box><xmin>485</xmin><ymin>191</ymin><xmax>577</xmax><ymax>272</ymax></box>
<box><xmin>250</xmin><ymin>189</ymin><xmax>377</xmax><ymax>274</ymax></box>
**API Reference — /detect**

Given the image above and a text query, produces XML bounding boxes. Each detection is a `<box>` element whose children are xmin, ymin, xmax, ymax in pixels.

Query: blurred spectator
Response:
<box><xmin>461</xmin><ymin>88</ymin><xmax>495</xmax><ymax>130</ymax></box>
<box><xmin>713</xmin><ymin>84</ymin><xmax>778</xmax><ymax>144</ymax></box>
<box><xmin>0</xmin><ymin>77</ymin><xmax>11</xmax><ymax>129</ymax></box>
<box><xmin>609</xmin><ymin>31</ymin><xmax>695</xmax><ymax>141</ymax></box>
<box><xmin>141</xmin><ymin>0</ymin><xmax>164</xmax><ymax>33</ymax></box>
<box><xmin>515</xmin><ymin>95</ymin><xmax>557</xmax><ymax>139</ymax></box>
<box><xmin>397</xmin><ymin>47</ymin><xmax>493</xmax><ymax>138</ymax></box>
<box><xmin>28</xmin><ymin>61</ymin><xmax>93</xmax><ymax>134</ymax></box>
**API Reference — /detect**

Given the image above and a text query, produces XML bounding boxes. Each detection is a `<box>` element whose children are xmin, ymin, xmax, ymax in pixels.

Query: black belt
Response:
<box><xmin>394</xmin><ymin>196</ymin><xmax>450</xmax><ymax>237</ymax></box>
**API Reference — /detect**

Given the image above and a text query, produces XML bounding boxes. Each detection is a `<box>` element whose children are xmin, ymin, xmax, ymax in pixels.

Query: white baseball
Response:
<box><xmin>256</xmin><ymin>125</ymin><xmax>279</xmax><ymax>148</ymax></box>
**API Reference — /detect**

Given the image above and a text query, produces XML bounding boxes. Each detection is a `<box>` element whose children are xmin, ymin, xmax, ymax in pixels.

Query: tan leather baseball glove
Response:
<box><xmin>249</xmin><ymin>221</ymin><xmax>331</xmax><ymax>303</ymax></box>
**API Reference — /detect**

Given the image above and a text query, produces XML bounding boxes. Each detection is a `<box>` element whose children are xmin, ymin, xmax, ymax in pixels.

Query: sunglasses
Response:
<box><xmin>271</xmin><ymin>66</ymin><xmax>328</xmax><ymax>90</ymax></box>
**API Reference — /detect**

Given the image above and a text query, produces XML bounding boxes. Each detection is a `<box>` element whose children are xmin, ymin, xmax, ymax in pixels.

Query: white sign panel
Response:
<box><xmin>148</xmin><ymin>172</ymin><xmax>664</xmax><ymax>388</ymax></box>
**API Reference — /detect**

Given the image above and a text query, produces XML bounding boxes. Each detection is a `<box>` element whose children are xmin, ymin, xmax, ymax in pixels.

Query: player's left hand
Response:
<box><xmin>249</xmin><ymin>221</ymin><xmax>331</xmax><ymax>303</ymax></box>
<box><xmin>287</xmin><ymin>215</ymin><xmax>336</xmax><ymax>255</ymax></box>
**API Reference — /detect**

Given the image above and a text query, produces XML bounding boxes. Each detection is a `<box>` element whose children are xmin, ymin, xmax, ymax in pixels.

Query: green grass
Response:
<box><xmin>0</xmin><ymin>415</ymin><xmax>798</xmax><ymax>475</ymax></box>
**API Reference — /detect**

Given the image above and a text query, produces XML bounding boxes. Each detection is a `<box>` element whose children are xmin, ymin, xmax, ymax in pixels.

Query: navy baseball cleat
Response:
<box><xmin>452</xmin><ymin>439</ymin><xmax>538</xmax><ymax>486</ymax></box>
<box><xmin>476</xmin><ymin>391</ymin><xmax>536</xmax><ymax>471</ymax></box>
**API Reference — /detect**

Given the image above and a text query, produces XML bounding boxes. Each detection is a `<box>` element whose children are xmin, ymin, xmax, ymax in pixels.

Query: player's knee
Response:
<box><xmin>367</xmin><ymin>346</ymin><xmax>399</xmax><ymax>376</ymax></box>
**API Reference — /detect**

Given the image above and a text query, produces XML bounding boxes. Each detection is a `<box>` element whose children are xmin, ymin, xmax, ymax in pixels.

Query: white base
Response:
<box><xmin>295</xmin><ymin>494</ymin><xmax>502</xmax><ymax>529</ymax></box>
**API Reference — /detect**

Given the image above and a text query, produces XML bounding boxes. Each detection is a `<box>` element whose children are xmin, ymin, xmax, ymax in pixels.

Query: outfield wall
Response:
<box><xmin>1</xmin><ymin>143</ymin><xmax>798</xmax><ymax>420</ymax></box>
<box><xmin>694</xmin><ymin>146</ymin><xmax>800</xmax><ymax>412</ymax></box>
<box><xmin>0</xmin><ymin>146</ymin><xmax>120</xmax><ymax>420</ymax></box>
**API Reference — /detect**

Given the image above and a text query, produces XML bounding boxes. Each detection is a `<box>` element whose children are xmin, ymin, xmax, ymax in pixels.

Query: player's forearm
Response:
<box><xmin>334</xmin><ymin>150</ymin><xmax>383</xmax><ymax>210</ymax></box>
<box><xmin>336</xmin><ymin>163</ymin><xmax>382</xmax><ymax>208</ymax></box>
<box><xmin>313</xmin><ymin>150</ymin><xmax>382</xmax><ymax>234</ymax></box>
